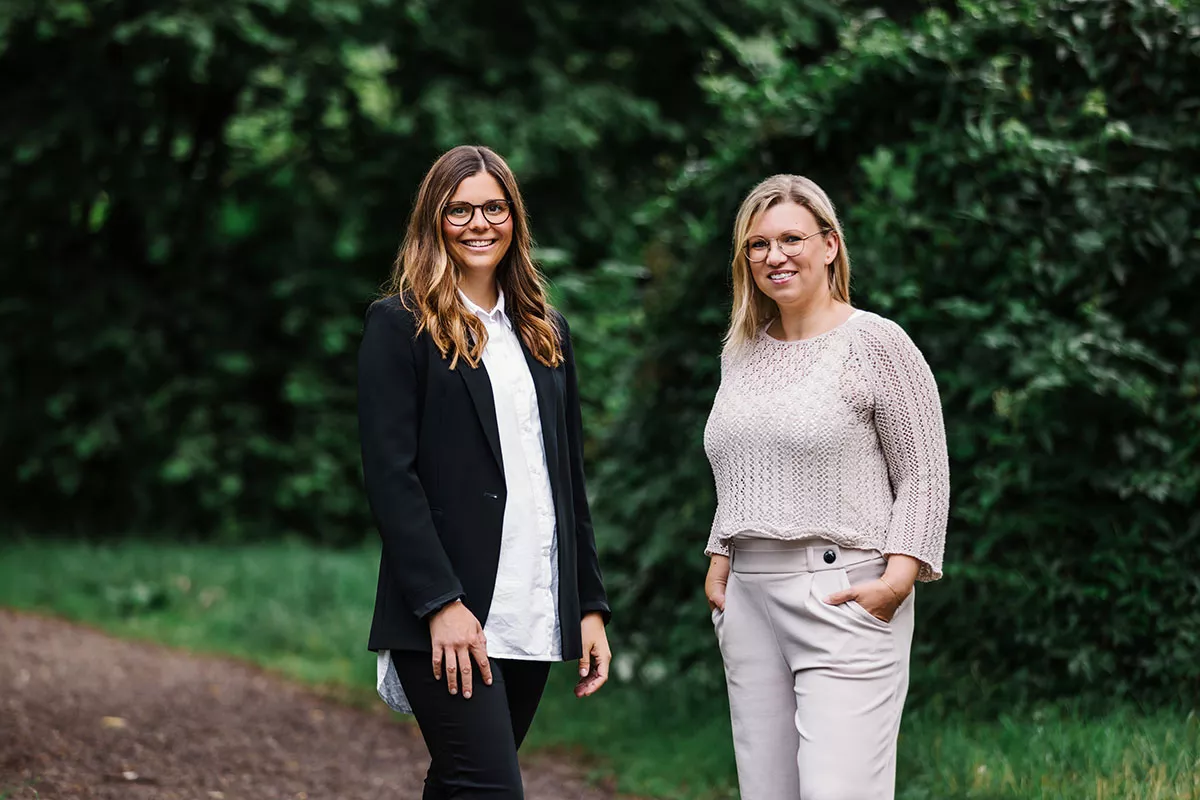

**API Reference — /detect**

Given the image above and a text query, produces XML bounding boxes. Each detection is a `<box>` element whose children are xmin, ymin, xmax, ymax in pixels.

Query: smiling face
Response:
<box><xmin>441</xmin><ymin>171</ymin><xmax>514</xmax><ymax>282</ymax></box>
<box><xmin>745</xmin><ymin>201</ymin><xmax>838</xmax><ymax>309</ymax></box>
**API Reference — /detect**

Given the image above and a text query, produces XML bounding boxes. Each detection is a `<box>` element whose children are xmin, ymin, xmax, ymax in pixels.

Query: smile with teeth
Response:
<box><xmin>768</xmin><ymin>270</ymin><xmax>797</xmax><ymax>283</ymax></box>
<box><xmin>461</xmin><ymin>239</ymin><xmax>497</xmax><ymax>250</ymax></box>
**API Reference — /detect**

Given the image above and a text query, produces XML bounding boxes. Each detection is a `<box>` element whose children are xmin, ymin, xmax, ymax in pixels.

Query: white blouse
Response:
<box><xmin>376</xmin><ymin>289</ymin><xmax>561</xmax><ymax>713</ymax></box>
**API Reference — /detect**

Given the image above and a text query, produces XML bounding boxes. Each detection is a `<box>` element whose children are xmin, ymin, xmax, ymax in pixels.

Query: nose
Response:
<box><xmin>765</xmin><ymin>240</ymin><xmax>789</xmax><ymax>266</ymax></box>
<box><xmin>466</xmin><ymin>208</ymin><xmax>490</xmax><ymax>231</ymax></box>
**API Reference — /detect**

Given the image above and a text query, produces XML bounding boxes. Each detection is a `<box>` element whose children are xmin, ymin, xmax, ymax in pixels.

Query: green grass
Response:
<box><xmin>2</xmin><ymin>538</ymin><xmax>1197</xmax><ymax>799</ymax></box>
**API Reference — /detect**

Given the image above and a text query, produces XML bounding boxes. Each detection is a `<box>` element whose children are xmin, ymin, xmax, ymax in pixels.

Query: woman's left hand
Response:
<box><xmin>824</xmin><ymin>579</ymin><xmax>907</xmax><ymax>623</ymax></box>
<box><xmin>826</xmin><ymin>554</ymin><xmax>919</xmax><ymax>623</ymax></box>
<box><xmin>575</xmin><ymin>612</ymin><xmax>611</xmax><ymax>698</ymax></box>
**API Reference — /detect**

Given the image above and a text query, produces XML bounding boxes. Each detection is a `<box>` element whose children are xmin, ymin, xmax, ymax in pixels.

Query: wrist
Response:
<box><xmin>433</xmin><ymin>598</ymin><xmax>463</xmax><ymax>618</ymax></box>
<box><xmin>879</xmin><ymin>575</ymin><xmax>912</xmax><ymax>599</ymax></box>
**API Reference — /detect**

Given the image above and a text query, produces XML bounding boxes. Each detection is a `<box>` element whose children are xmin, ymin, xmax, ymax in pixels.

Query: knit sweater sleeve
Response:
<box><xmin>705</xmin><ymin>517</ymin><xmax>731</xmax><ymax>557</ymax></box>
<box><xmin>855</xmin><ymin>318</ymin><xmax>950</xmax><ymax>581</ymax></box>
<box><xmin>705</xmin><ymin>350</ymin><xmax>733</xmax><ymax>558</ymax></box>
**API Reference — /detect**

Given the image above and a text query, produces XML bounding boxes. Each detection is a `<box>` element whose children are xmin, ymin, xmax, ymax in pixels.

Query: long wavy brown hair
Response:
<box><xmin>386</xmin><ymin>145</ymin><xmax>562</xmax><ymax>369</ymax></box>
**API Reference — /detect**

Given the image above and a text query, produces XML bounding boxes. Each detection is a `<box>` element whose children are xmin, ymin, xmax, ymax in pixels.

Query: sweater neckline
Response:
<box><xmin>760</xmin><ymin>309</ymin><xmax>866</xmax><ymax>345</ymax></box>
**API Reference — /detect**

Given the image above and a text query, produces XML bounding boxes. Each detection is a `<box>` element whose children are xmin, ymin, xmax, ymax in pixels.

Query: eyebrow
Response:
<box><xmin>748</xmin><ymin>229</ymin><xmax>810</xmax><ymax>238</ymax></box>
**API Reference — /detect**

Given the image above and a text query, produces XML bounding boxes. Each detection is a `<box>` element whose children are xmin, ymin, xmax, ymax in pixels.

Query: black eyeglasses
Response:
<box><xmin>744</xmin><ymin>229</ymin><xmax>830</xmax><ymax>263</ymax></box>
<box><xmin>443</xmin><ymin>199</ymin><xmax>512</xmax><ymax>227</ymax></box>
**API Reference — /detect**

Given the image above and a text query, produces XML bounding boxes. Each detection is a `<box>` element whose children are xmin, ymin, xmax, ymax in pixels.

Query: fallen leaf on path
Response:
<box><xmin>101</xmin><ymin>716</ymin><xmax>127</xmax><ymax>729</ymax></box>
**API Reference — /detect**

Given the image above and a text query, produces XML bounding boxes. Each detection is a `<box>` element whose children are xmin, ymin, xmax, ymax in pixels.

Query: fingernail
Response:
<box><xmin>580</xmin><ymin>667</ymin><xmax>588</xmax><ymax>676</ymax></box>
<box><xmin>464</xmin><ymin>692</ymin><xmax>471</xmax><ymax>699</ymax></box>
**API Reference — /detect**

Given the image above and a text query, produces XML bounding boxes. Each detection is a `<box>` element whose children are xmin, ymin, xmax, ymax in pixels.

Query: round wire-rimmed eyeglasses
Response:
<box><xmin>443</xmin><ymin>199</ymin><xmax>512</xmax><ymax>227</ymax></box>
<box><xmin>744</xmin><ymin>229</ymin><xmax>830</xmax><ymax>262</ymax></box>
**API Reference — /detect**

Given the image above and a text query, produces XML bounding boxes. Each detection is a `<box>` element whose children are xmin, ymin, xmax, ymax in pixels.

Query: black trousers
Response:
<box><xmin>390</xmin><ymin>651</ymin><xmax>552</xmax><ymax>799</ymax></box>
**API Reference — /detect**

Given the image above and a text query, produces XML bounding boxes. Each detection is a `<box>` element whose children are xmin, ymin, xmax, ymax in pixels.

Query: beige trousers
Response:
<box><xmin>712</xmin><ymin>538</ymin><xmax>915</xmax><ymax>800</ymax></box>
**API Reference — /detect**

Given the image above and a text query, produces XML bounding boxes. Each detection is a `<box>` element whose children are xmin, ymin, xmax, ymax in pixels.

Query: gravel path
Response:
<box><xmin>0</xmin><ymin>610</ymin><xmax>622</xmax><ymax>800</ymax></box>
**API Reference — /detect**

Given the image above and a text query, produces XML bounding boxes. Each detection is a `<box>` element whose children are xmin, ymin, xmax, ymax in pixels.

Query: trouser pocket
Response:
<box><xmin>839</xmin><ymin>556</ymin><xmax>892</xmax><ymax>629</ymax></box>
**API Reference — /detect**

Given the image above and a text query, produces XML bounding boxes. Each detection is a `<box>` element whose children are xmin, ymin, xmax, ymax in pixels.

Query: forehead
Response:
<box><xmin>749</xmin><ymin>201</ymin><xmax>819</xmax><ymax>237</ymax></box>
<box><xmin>450</xmin><ymin>171</ymin><xmax>505</xmax><ymax>203</ymax></box>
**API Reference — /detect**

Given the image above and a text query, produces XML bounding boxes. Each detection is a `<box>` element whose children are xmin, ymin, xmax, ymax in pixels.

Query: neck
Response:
<box><xmin>775</xmin><ymin>292</ymin><xmax>842</xmax><ymax>341</ymax></box>
<box><xmin>458</xmin><ymin>270</ymin><xmax>500</xmax><ymax>312</ymax></box>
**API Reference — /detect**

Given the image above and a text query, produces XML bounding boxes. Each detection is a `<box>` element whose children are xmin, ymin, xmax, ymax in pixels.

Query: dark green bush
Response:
<box><xmin>1</xmin><ymin>0</ymin><xmax>792</xmax><ymax>539</ymax></box>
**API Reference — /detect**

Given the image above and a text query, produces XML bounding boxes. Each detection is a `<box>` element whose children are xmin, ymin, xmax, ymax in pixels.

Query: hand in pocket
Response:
<box><xmin>824</xmin><ymin>577</ymin><xmax>901</xmax><ymax>623</ymax></box>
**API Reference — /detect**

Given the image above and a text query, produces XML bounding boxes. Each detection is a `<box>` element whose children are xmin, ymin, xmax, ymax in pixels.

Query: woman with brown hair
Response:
<box><xmin>358</xmin><ymin>145</ymin><xmax>611</xmax><ymax>798</ymax></box>
<box><xmin>703</xmin><ymin>174</ymin><xmax>950</xmax><ymax>799</ymax></box>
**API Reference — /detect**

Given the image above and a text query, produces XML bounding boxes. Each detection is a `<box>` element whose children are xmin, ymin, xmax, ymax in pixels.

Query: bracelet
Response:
<box><xmin>879</xmin><ymin>576</ymin><xmax>904</xmax><ymax>601</ymax></box>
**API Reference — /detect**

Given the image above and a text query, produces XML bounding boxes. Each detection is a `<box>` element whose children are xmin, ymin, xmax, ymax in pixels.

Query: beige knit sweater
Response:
<box><xmin>704</xmin><ymin>311</ymin><xmax>950</xmax><ymax>580</ymax></box>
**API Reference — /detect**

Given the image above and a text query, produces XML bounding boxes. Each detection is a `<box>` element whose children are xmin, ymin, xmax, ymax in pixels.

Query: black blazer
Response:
<box><xmin>357</xmin><ymin>295</ymin><xmax>610</xmax><ymax>660</ymax></box>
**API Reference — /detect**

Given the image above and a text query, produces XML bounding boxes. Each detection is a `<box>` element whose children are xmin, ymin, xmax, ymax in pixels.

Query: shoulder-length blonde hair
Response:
<box><xmin>724</xmin><ymin>174</ymin><xmax>851</xmax><ymax>349</ymax></box>
<box><xmin>386</xmin><ymin>145</ymin><xmax>562</xmax><ymax>369</ymax></box>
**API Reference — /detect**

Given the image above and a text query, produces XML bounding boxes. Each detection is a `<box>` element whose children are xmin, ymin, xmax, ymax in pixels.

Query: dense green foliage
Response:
<box><xmin>3</xmin><ymin>0</ymin><xmax>1198</xmax><ymax>709</ymax></box>
<box><xmin>1</xmin><ymin>0</ymin><xmax>761</xmax><ymax>536</ymax></box>
<box><xmin>595</xmin><ymin>0</ymin><xmax>1200</xmax><ymax>707</ymax></box>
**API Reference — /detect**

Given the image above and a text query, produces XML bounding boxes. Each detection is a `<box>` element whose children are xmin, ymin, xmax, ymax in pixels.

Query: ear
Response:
<box><xmin>824</xmin><ymin>229</ymin><xmax>841</xmax><ymax>266</ymax></box>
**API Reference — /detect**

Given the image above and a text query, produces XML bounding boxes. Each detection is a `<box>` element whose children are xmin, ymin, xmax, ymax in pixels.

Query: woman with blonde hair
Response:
<box><xmin>703</xmin><ymin>174</ymin><xmax>949</xmax><ymax>799</ymax></box>
<box><xmin>357</xmin><ymin>144</ymin><xmax>611</xmax><ymax>798</ymax></box>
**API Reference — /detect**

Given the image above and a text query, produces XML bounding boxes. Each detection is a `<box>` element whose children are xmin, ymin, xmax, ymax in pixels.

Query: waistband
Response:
<box><xmin>730</xmin><ymin>537</ymin><xmax>882</xmax><ymax>574</ymax></box>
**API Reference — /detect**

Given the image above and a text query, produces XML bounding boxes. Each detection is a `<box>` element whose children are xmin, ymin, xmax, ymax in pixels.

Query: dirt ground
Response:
<box><xmin>0</xmin><ymin>610</ymin><xmax>623</xmax><ymax>800</ymax></box>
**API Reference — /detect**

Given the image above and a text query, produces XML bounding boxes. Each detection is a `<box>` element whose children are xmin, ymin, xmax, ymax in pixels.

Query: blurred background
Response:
<box><xmin>2</xmin><ymin>0</ymin><xmax>1198</xmax><ymax>797</ymax></box>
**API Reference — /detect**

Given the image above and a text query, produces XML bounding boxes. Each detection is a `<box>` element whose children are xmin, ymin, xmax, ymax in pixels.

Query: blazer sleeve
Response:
<box><xmin>358</xmin><ymin>299</ymin><xmax>464</xmax><ymax>618</ymax></box>
<box><xmin>558</xmin><ymin>313</ymin><xmax>612</xmax><ymax>623</ymax></box>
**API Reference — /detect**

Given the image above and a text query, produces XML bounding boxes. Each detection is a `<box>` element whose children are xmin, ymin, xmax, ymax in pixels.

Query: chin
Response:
<box><xmin>758</xmin><ymin>285</ymin><xmax>791</xmax><ymax>304</ymax></box>
<box><xmin>754</xmin><ymin>282</ymin><xmax>779</xmax><ymax>300</ymax></box>
<box><xmin>457</xmin><ymin>254</ymin><xmax>500</xmax><ymax>272</ymax></box>
<box><xmin>772</xmin><ymin>283</ymin><xmax>812</xmax><ymax>303</ymax></box>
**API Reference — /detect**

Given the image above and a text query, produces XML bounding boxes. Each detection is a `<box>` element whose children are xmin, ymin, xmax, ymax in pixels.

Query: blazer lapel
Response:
<box><xmin>520</xmin><ymin>338</ymin><xmax>561</xmax><ymax>498</ymax></box>
<box><xmin>458</xmin><ymin>360</ymin><xmax>504</xmax><ymax>474</ymax></box>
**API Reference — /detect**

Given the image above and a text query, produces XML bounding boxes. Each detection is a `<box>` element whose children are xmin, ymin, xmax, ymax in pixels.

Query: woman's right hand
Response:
<box><xmin>706</xmin><ymin>555</ymin><xmax>731</xmax><ymax>612</ymax></box>
<box><xmin>429</xmin><ymin>600</ymin><xmax>492</xmax><ymax>699</ymax></box>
